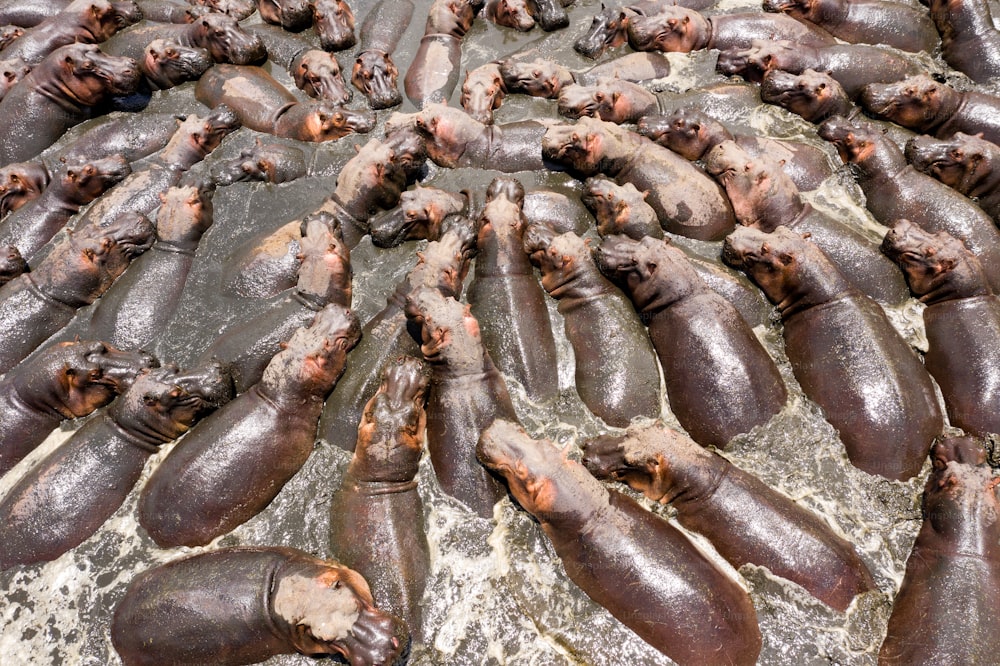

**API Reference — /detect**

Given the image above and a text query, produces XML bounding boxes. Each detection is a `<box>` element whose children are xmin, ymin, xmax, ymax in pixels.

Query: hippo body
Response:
<box><xmin>243</xmin><ymin>25</ymin><xmax>351</xmax><ymax>104</ymax></box>
<box><xmin>926</xmin><ymin>0</ymin><xmax>1000</xmax><ymax>83</ymax></box>
<box><xmin>103</xmin><ymin>12</ymin><xmax>266</xmax><ymax>65</ymax></box>
<box><xmin>0</xmin><ymin>0</ymin><xmax>139</xmax><ymax>66</ymax></box>
<box><xmin>763</xmin><ymin>0</ymin><xmax>939</xmax><ymax>52</ymax></box>
<box><xmin>45</xmin><ymin>112</ymin><xmax>179</xmax><ymax>169</ymax></box>
<box><xmin>403</xmin><ymin>0</ymin><xmax>480</xmax><ymax>108</ymax></box>
<box><xmin>350</xmin><ymin>0</ymin><xmax>413</xmax><ymax>110</ymax></box>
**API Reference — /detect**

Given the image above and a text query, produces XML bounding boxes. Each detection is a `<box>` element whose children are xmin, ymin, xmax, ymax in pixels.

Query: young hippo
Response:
<box><xmin>594</xmin><ymin>235</ymin><xmax>787</xmax><ymax>448</ymax></box>
<box><xmin>112</xmin><ymin>547</ymin><xmax>409</xmax><ymax>666</ymax></box>
<box><xmin>906</xmin><ymin>132</ymin><xmax>1000</xmax><ymax>221</ymax></box>
<box><xmin>925</xmin><ymin>0</ymin><xmax>1000</xmax><ymax>84</ymax></box>
<box><xmin>403</xmin><ymin>0</ymin><xmax>482</xmax><ymax>108</ymax></box>
<box><xmin>573</xmin><ymin>0</ymin><xmax>715</xmax><ymax>58</ymax></box>
<box><xmin>0</xmin><ymin>340</ymin><xmax>155</xmax><ymax>478</ymax></box>
<box><xmin>484</xmin><ymin>0</ymin><xmax>534</xmax><ymax>31</ymax></box>
<box><xmin>349</xmin><ymin>0</ymin><xmax>413</xmax><ymax>109</ymax></box>
<box><xmin>0</xmin><ymin>361</ymin><xmax>232</xmax><ymax>570</ymax></box>
<box><xmin>882</xmin><ymin>220</ymin><xmax>1000</xmax><ymax>438</ymax></box>
<box><xmin>368</xmin><ymin>185</ymin><xmax>468</xmax><ymax>248</ymax></box>
<box><xmin>461</xmin><ymin>62</ymin><xmax>505</xmax><ymax>125</ymax></box>
<box><xmin>256</xmin><ymin>0</ymin><xmax>313</xmax><ymax>31</ymax></box>
<box><xmin>759</xmin><ymin>68</ymin><xmax>859</xmax><ymax>124</ymax></box>
<box><xmin>103</xmin><ymin>10</ymin><xmax>266</xmax><ymax>65</ymax></box>
<box><xmin>582</xmin><ymin>420</ymin><xmax>876</xmax><ymax>611</ymax></box>
<box><xmin>722</xmin><ymin>225</ymin><xmax>943</xmax><ymax>481</ymax></box>
<box><xmin>477</xmin><ymin>419</ymin><xmax>763</xmax><ymax>665</ymax></box>
<box><xmin>0</xmin><ymin>161</ymin><xmax>49</xmax><ymax>216</ymax></box>
<box><xmin>138</xmin><ymin>304</ymin><xmax>362</xmax><ymax>547</ymax></box>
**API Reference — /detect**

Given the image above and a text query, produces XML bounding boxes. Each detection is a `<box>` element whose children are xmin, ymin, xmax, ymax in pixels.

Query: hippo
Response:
<box><xmin>0</xmin><ymin>245</ymin><xmax>25</xmax><ymax>284</ymax></box>
<box><xmin>703</xmin><ymin>139</ymin><xmax>910</xmax><ymax>305</ymax></box>
<box><xmin>44</xmin><ymin>112</ymin><xmax>179</xmax><ymax>168</ymax></box>
<box><xmin>0</xmin><ymin>362</ymin><xmax>232</xmax><ymax>570</ymax></box>
<box><xmin>556</xmin><ymin>78</ymin><xmax>658</xmax><ymax>124</ymax></box>
<box><xmin>525</xmin><ymin>223</ymin><xmax>661</xmax><ymax>427</ymax></box>
<box><xmin>209</xmin><ymin>141</ymin><xmax>307</xmax><ymax>187</ymax></box>
<box><xmin>193</xmin><ymin>0</ymin><xmax>255</xmax><ymax>19</ymax></box>
<box><xmin>477</xmin><ymin>419</ymin><xmax>763</xmax><ymax>665</ymax></box>
<box><xmin>138</xmin><ymin>305</ymin><xmax>361</xmax><ymax>547</ymax></box>
<box><xmin>0</xmin><ymin>0</ymin><xmax>79</xmax><ymax>27</ymax></box>
<box><xmin>626</xmin><ymin>6</ymin><xmax>837</xmax><ymax>54</ymax></box>
<box><xmin>350</xmin><ymin>0</ymin><xmax>414</xmax><ymax>110</ymax></box>
<box><xmin>461</xmin><ymin>62</ymin><xmax>504</xmax><ymax>125</ymax></box>
<box><xmin>403</xmin><ymin>0</ymin><xmax>481</xmax><ymax>108</ymax></box>
<box><xmin>882</xmin><ymin>220</ymin><xmax>1000</xmax><ymax>438</ymax></box>
<box><xmin>0</xmin><ymin>211</ymin><xmax>155</xmax><ymax>374</ymax></box>
<box><xmin>583</xmin><ymin>421</ymin><xmax>876</xmax><ymax>611</ymax></box>
<box><xmin>139</xmin><ymin>38</ymin><xmax>211</xmax><ymax>91</ymax></box>
<box><xmin>104</xmin><ymin>11</ymin><xmax>266</xmax><ymax>65</ymax></box>
<box><xmin>542</xmin><ymin>116</ymin><xmax>736</xmax><ymax>241</ymax></box>
<box><xmin>0</xmin><ymin>154</ymin><xmax>130</xmax><ymax>262</ymax></box>
<box><xmin>861</xmin><ymin>74</ymin><xmax>1000</xmax><ymax>147</ymax></box>
<box><xmin>318</xmin><ymin>223</ymin><xmax>475</xmax><ymax>452</ymax></box>
<box><xmin>467</xmin><ymin>177</ymin><xmax>559</xmax><ymax>404</ymax></box>
<box><xmin>573</xmin><ymin>0</ymin><xmax>715</xmax><ymax>59</ymax></box>
<box><xmin>906</xmin><ymin>132</ymin><xmax>1000</xmax><ymax>220</ymax></box>
<box><xmin>0</xmin><ymin>161</ymin><xmax>49</xmax><ymax>216</ymax></box>
<box><xmin>0</xmin><ymin>24</ymin><xmax>22</xmax><ymax>49</ymax></box>
<box><xmin>818</xmin><ymin>116</ymin><xmax>1000</xmax><ymax>293</ymax></box>
<box><xmin>594</xmin><ymin>235</ymin><xmax>787</xmax><ymax>448</ymax></box>
<box><xmin>0</xmin><ymin>57</ymin><xmax>30</xmax><ymax>100</ymax></box>
<box><xmin>0</xmin><ymin>340</ymin><xmax>154</xmax><ymax>478</ymax></box>
<box><xmin>484</xmin><ymin>0</ymin><xmax>534</xmax><ymax>31</ymax></box>
<box><xmin>722</xmin><ymin>225</ymin><xmax>943</xmax><ymax>481</ymax></box>
<box><xmin>132</xmin><ymin>0</ymin><xmax>207</xmax><ymax>23</ymax></box>
<box><xmin>759</xmin><ymin>68</ymin><xmax>858</xmax><ymax>124</ymax></box>
<box><xmin>245</xmin><ymin>24</ymin><xmax>352</xmax><ymax>105</ymax></box>
<box><xmin>313</xmin><ymin>0</ymin><xmax>356</xmax><ymax>51</ymax></box>
<box><xmin>638</xmin><ymin>107</ymin><xmax>835</xmax><ymax>191</ymax></box>
<box><xmin>925</xmin><ymin>0</ymin><xmax>1000</xmax><ymax>83</ymax></box>
<box><xmin>256</xmin><ymin>0</ymin><xmax>313</xmax><ymax>31</ymax></box>
<box><xmin>879</xmin><ymin>437</ymin><xmax>1000</xmax><ymax>664</ymax></box>
<box><xmin>0</xmin><ymin>43</ymin><xmax>140</xmax><ymax>167</ymax></box>
<box><xmin>329</xmin><ymin>356</ymin><xmax>431</xmax><ymax>642</ymax></box>
<box><xmin>497</xmin><ymin>52</ymin><xmax>671</xmax><ymax>101</ymax></box>
<box><xmin>368</xmin><ymin>184</ymin><xmax>468</xmax><ymax>248</ymax></box>
<box><xmin>195</xmin><ymin>65</ymin><xmax>373</xmax><ymax>142</ymax></box>
<box><xmin>762</xmin><ymin>0</ymin><xmax>938</xmax><ymax>52</ymax></box>
<box><xmin>111</xmin><ymin>547</ymin><xmax>409</xmax><ymax>666</ymax></box>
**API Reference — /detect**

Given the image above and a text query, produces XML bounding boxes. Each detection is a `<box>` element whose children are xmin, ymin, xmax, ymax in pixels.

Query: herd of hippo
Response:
<box><xmin>2</xmin><ymin>0</ymin><xmax>1000</xmax><ymax>664</ymax></box>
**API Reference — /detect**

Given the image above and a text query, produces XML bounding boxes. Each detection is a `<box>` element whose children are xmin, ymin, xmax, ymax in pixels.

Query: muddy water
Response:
<box><xmin>1</xmin><ymin>0</ymin><xmax>997</xmax><ymax>664</ymax></box>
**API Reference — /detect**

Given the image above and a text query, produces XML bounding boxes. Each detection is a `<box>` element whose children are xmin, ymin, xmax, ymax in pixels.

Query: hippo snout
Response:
<box><xmin>817</xmin><ymin>116</ymin><xmax>854</xmax><ymax>143</ymax></box>
<box><xmin>336</xmin><ymin>604</ymin><xmax>409</xmax><ymax>666</ymax></box>
<box><xmin>580</xmin><ymin>433</ymin><xmax>630</xmax><ymax>480</ymax></box>
<box><xmin>592</xmin><ymin>235</ymin><xmax>640</xmax><ymax>275</ymax></box>
<box><xmin>759</xmin><ymin>69</ymin><xmax>801</xmax><ymax>102</ymax></box>
<box><xmin>174</xmin><ymin>361</ymin><xmax>235</xmax><ymax>409</ymax></box>
<box><xmin>858</xmin><ymin>82</ymin><xmax>896</xmax><ymax>116</ymax></box>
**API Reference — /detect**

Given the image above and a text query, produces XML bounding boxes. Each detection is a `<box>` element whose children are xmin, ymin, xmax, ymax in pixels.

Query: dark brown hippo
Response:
<box><xmin>906</xmin><ymin>132</ymin><xmax>1000</xmax><ymax>221</ymax></box>
<box><xmin>0</xmin><ymin>56</ymin><xmax>29</xmax><ymax>100</ymax></box>
<box><xmin>0</xmin><ymin>161</ymin><xmax>49</xmax><ymax>216</ymax></box>
<box><xmin>818</xmin><ymin>116</ymin><xmax>1000</xmax><ymax>293</ymax></box>
<box><xmin>257</xmin><ymin>0</ymin><xmax>313</xmax><ymax>31</ymax></box>
<box><xmin>594</xmin><ymin>235</ymin><xmax>787</xmax><ymax>448</ymax></box>
<box><xmin>0</xmin><ymin>24</ymin><xmax>22</xmax><ymax>48</ymax></box>
<box><xmin>704</xmin><ymin>139</ymin><xmax>910</xmax><ymax>306</ymax></box>
<box><xmin>209</xmin><ymin>141</ymin><xmax>307</xmax><ymax>186</ymax></box>
<box><xmin>583</xmin><ymin>421</ymin><xmax>875</xmax><ymax>611</ymax></box>
<box><xmin>722</xmin><ymin>225</ymin><xmax>943</xmax><ymax>481</ymax></box>
<box><xmin>879</xmin><ymin>437</ymin><xmax>1000</xmax><ymax>664</ymax></box>
<box><xmin>461</xmin><ymin>62</ymin><xmax>504</xmax><ymax>125</ymax></box>
<box><xmin>195</xmin><ymin>65</ymin><xmax>374</xmax><ymax>142</ymax></box>
<box><xmin>44</xmin><ymin>111</ymin><xmax>179</xmax><ymax>168</ymax></box>
<box><xmin>403</xmin><ymin>0</ymin><xmax>481</xmax><ymax>108</ymax></box>
<box><xmin>717</xmin><ymin>38</ymin><xmax>921</xmax><ymax>100</ymax></box>
<box><xmin>369</xmin><ymin>184</ymin><xmax>467</xmax><ymax>248</ymax></box>
<box><xmin>350</xmin><ymin>0</ymin><xmax>413</xmax><ymax>110</ymax></box>
<box><xmin>318</xmin><ymin>222</ymin><xmax>475</xmax><ymax>452</ymax></box>
<box><xmin>0</xmin><ymin>211</ymin><xmax>154</xmax><ymax>374</ymax></box>
<box><xmin>0</xmin><ymin>0</ymin><xmax>81</xmax><ymax>27</ymax></box>
<box><xmin>861</xmin><ymin>74</ymin><xmax>1000</xmax><ymax>147</ymax></box>
<box><xmin>573</xmin><ymin>0</ymin><xmax>715</xmax><ymax>59</ymax></box>
<box><xmin>497</xmin><ymin>52</ymin><xmax>670</xmax><ymax>101</ymax></box>
<box><xmin>521</xmin><ymin>189</ymin><xmax>591</xmax><ymax>235</ymax></box>
<box><xmin>87</xmin><ymin>183</ymin><xmax>215</xmax><ymax>352</ymax></box>
<box><xmin>762</xmin><ymin>0</ymin><xmax>939</xmax><ymax>52</ymax></box>
<box><xmin>0</xmin><ymin>245</ymin><xmax>25</xmax><ymax>284</ymax></box>
<box><xmin>484</xmin><ymin>0</ymin><xmax>534</xmax><ymax>31</ymax></box>
<box><xmin>882</xmin><ymin>220</ymin><xmax>1000</xmax><ymax>438</ymax></box>
<box><xmin>0</xmin><ymin>362</ymin><xmax>232</xmax><ymax>570</ymax></box>
<box><xmin>139</xmin><ymin>38</ymin><xmax>211</xmax><ymax>91</ymax></box>
<box><xmin>557</xmin><ymin>78</ymin><xmax>657</xmax><ymax>124</ymax></box>
<box><xmin>197</xmin><ymin>213</ymin><xmax>352</xmax><ymax>393</ymax></box>
<box><xmin>759</xmin><ymin>68</ymin><xmax>858</xmax><ymax>124</ymax></box>
<box><xmin>104</xmin><ymin>11</ymin><xmax>266</xmax><ymax>65</ymax></box>
<box><xmin>313</xmin><ymin>0</ymin><xmax>356</xmax><ymax>51</ymax></box>
<box><xmin>467</xmin><ymin>177</ymin><xmax>558</xmax><ymax>404</ymax></box>
<box><xmin>542</xmin><ymin>116</ymin><xmax>736</xmax><ymax>241</ymax></box>
<box><xmin>139</xmin><ymin>304</ymin><xmax>361</xmax><ymax>547</ymax></box>
<box><xmin>477</xmin><ymin>419</ymin><xmax>763</xmax><ymax>665</ymax></box>
<box><xmin>626</xmin><ymin>6</ymin><xmax>837</xmax><ymax>54</ymax></box>
<box><xmin>926</xmin><ymin>0</ymin><xmax>1000</xmax><ymax>84</ymax></box>
<box><xmin>638</xmin><ymin>107</ymin><xmax>836</xmax><ymax>191</ymax></box>
<box><xmin>243</xmin><ymin>24</ymin><xmax>352</xmax><ymax>104</ymax></box>
<box><xmin>0</xmin><ymin>154</ymin><xmax>130</xmax><ymax>262</ymax></box>
<box><xmin>329</xmin><ymin>356</ymin><xmax>431</xmax><ymax>643</ymax></box>
<box><xmin>111</xmin><ymin>547</ymin><xmax>409</xmax><ymax>666</ymax></box>
<box><xmin>0</xmin><ymin>43</ymin><xmax>139</xmax><ymax>167</ymax></box>
<box><xmin>524</xmin><ymin>223</ymin><xmax>661</xmax><ymax>427</ymax></box>
<box><xmin>0</xmin><ymin>340</ymin><xmax>154</xmax><ymax>478</ymax></box>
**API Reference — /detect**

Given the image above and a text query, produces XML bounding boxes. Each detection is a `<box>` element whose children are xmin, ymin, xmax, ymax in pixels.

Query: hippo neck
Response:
<box><xmin>341</xmin><ymin>471</ymin><xmax>419</xmax><ymax>494</ymax></box>
<box><xmin>773</xmin><ymin>258</ymin><xmax>856</xmax><ymax>318</ymax></box>
<box><xmin>107</xmin><ymin>401</ymin><xmax>186</xmax><ymax>452</ymax></box>
<box><xmin>925</xmin><ymin>89</ymin><xmax>965</xmax><ymax>134</ymax></box>
<box><xmin>295</xmin><ymin>257</ymin><xmax>351</xmax><ymax>307</ymax></box>
<box><xmin>157</xmin><ymin>137</ymin><xmax>212</xmax><ymax>171</ymax></box>
<box><xmin>475</xmin><ymin>221</ymin><xmax>532</xmax><ymax>278</ymax></box>
<box><xmin>253</xmin><ymin>380</ymin><xmax>328</xmax><ymax>415</ymax></box>
<box><xmin>917</xmin><ymin>262</ymin><xmax>993</xmax><ymax>304</ymax></box>
<box><xmin>660</xmin><ymin>449</ymin><xmax>730</xmax><ymax>509</ymax></box>
<box><xmin>544</xmin><ymin>256</ymin><xmax>617</xmax><ymax>306</ymax></box>
<box><xmin>701</xmin><ymin>127</ymin><xmax>736</xmax><ymax>157</ymax></box>
<box><xmin>3</xmin><ymin>376</ymin><xmax>77</xmax><ymax>421</ymax></box>
<box><xmin>25</xmin><ymin>270</ymin><xmax>95</xmax><ymax>309</ymax></box>
<box><xmin>35</xmin><ymin>183</ymin><xmax>83</xmax><ymax>217</ymax></box>
<box><xmin>326</xmin><ymin>195</ymin><xmax>369</xmax><ymax>247</ymax></box>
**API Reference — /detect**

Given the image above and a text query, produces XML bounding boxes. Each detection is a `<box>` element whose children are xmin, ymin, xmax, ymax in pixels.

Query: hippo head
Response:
<box><xmin>461</xmin><ymin>64</ymin><xmax>505</xmax><ymax>125</ymax></box>
<box><xmin>0</xmin><ymin>162</ymin><xmax>50</xmax><ymax>216</ymax></box>
<box><xmin>210</xmin><ymin>142</ymin><xmax>307</xmax><ymax>185</ymax></box>
<box><xmin>296</xmin><ymin>211</ymin><xmax>352</xmax><ymax>307</ymax></box>
<box><xmin>370</xmin><ymin>186</ymin><xmax>468</xmax><ymax>248</ymax></box>
<box><xmin>189</xmin><ymin>12</ymin><xmax>266</xmax><ymax>65</ymax></box>
<box><xmin>817</xmin><ymin>116</ymin><xmax>878</xmax><ymax>166</ymax></box>
<box><xmin>524</xmin><ymin>225</ymin><xmax>592</xmax><ymax>291</ymax></box>
<box><xmin>594</xmin><ymin>234</ymin><xmax>699</xmax><ymax>308</ymax></box>
<box><xmin>292</xmin><ymin>50</ymin><xmax>351</xmax><ymax>105</ymax></box>
<box><xmin>405</xmin><ymin>221</ymin><xmax>478</xmax><ymax>300</ymax></box>
<box><xmin>383</xmin><ymin>127</ymin><xmax>428</xmax><ymax>181</ymax></box>
<box><xmin>557</xmin><ymin>79</ymin><xmax>647</xmax><ymax>123</ymax></box>
<box><xmin>716</xmin><ymin>39</ymin><xmax>799</xmax><ymax>81</ymax></box>
<box><xmin>485</xmin><ymin>176</ymin><xmax>524</xmax><ymax>206</ymax></box>
<box><xmin>582</xmin><ymin>176</ymin><xmax>659</xmax><ymax>239</ymax></box>
<box><xmin>141</xmin><ymin>39</ymin><xmax>212</xmax><ymax>90</ymax></box>
<box><xmin>47</xmin><ymin>43</ymin><xmax>141</xmax><ymax>104</ymax></box>
<box><xmin>488</xmin><ymin>0</ymin><xmax>534</xmax><ymax>31</ymax></box>
<box><xmin>190</xmin><ymin>0</ymin><xmax>257</xmax><ymax>20</ymax></box>
<box><xmin>627</xmin><ymin>7</ymin><xmax>708</xmax><ymax>53</ymax></box>
<box><xmin>162</xmin><ymin>105</ymin><xmax>241</xmax><ymax>167</ymax></box>
<box><xmin>497</xmin><ymin>57</ymin><xmax>573</xmax><ymax>99</ymax></box>
<box><xmin>55</xmin><ymin>154</ymin><xmax>130</xmax><ymax>206</ymax></box>
<box><xmin>541</xmin><ymin>116</ymin><xmax>622</xmax><ymax>177</ymax></box>
<box><xmin>88</xmin><ymin>210</ymin><xmax>157</xmax><ymax>266</ymax></box>
<box><xmin>0</xmin><ymin>25</ymin><xmax>23</xmax><ymax>51</ymax></box>
<box><xmin>0</xmin><ymin>245</ymin><xmax>26</xmax><ymax>285</ymax></box>
<box><xmin>637</xmin><ymin>109</ymin><xmax>725</xmax><ymax>160</ymax></box>
<box><xmin>352</xmin><ymin>50</ymin><xmax>401</xmax><ymax>110</ymax></box>
<box><xmin>574</xmin><ymin>6</ymin><xmax>630</xmax><ymax>59</ymax></box>
<box><xmin>905</xmin><ymin>132</ymin><xmax>996</xmax><ymax>195</ymax></box>
<box><xmin>0</xmin><ymin>57</ymin><xmax>31</xmax><ymax>100</ymax></box>
<box><xmin>762</xmin><ymin>0</ymin><xmax>826</xmax><ymax>22</ymax></box>
<box><xmin>404</xmin><ymin>287</ymin><xmax>486</xmax><ymax>371</ymax></box>
<box><xmin>860</xmin><ymin>75</ymin><xmax>946</xmax><ymax>132</ymax></box>
<box><xmin>74</xmin><ymin>0</ymin><xmax>140</xmax><ymax>43</ymax></box>
<box><xmin>760</xmin><ymin>69</ymin><xmax>852</xmax><ymax>123</ymax></box>
<box><xmin>313</xmin><ymin>0</ymin><xmax>356</xmax><ymax>51</ymax></box>
<box><xmin>880</xmin><ymin>219</ymin><xmax>989</xmax><ymax>302</ymax></box>
<box><xmin>704</xmin><ymin>140</ymin><xmax>795</xmax><ymax>229</ymax></box>
<box><xmin>923</xmin><ymin>436</ymin><xmax>1000</xmax><ymax>538</ymax></box>
<box><xmin>272</xmin><ymin>560</ymin><xmax>410</xmax><ymax>666</ymax></box>
<box><xmin>262</xmin><ymin>305</ymin><xmax>361</xmax><ymax>398</ymax></box>
<box><xmin>387</xmin><ymin>103</ymin><xmax>486</xmax><ymax>169</ymax></box>
<box><xmin>256</xmin><ymin>0</ymin><xmax>312</xmax><ymax>30</ymax></box>
<box><xmin>156</xmin><ymin>183</ymin><xmax>215</xmax><ymax>246</ymax></box>
<box><xmin>283</xmin><ymin>102</ymin><xmax>375</xmax><ymax>143</ymax></box>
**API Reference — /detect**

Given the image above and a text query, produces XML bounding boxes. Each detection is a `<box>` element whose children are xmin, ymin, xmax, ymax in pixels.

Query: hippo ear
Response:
<box><xmin>159</xmin><ymin>191</ymin><xmax>168</xmax><ymax>203</ymax></box>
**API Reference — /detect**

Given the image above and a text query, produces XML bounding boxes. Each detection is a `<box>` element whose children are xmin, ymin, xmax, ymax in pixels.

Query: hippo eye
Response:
<box><xmin>532</xmin><ymin>69</ymin><xmax>542</xmax><ymax>78</ymax></box>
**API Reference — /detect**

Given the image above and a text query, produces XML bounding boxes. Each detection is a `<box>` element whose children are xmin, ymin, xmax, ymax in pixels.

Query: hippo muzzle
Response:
<box><xmin>85</xmin><ymin>341</ymin><xmax>159</xmax><ymax>393</ymax></box>
<box><xmin>721</xmin><ymin>226</ymin><xmax>773</xmax><ymax>272</ymax></box>
<box><xmin>194</xmin><ymin>14</ymin><xmax>267</xmax><ymax>65</ymax></box>
<box><xmin>293</xmin><ymin>51</ymin><xmax>351</xmax><ymax>105</ymax></box>
<box><xmin>352</xmin><ymin>51</ymin><xmax>401</xmax><ymax>110</ymax></box>
<box><xmin>313</xmin><ymin>0</ymin><xmax>356</xmax><ymax>51</ymax></box>
<box><xmin>257</xmin><ymin>0</ymin><xmax>313</xmax><ymax>31</ymax></box>
<box><xmin>557</xmin><ymin>86</ymin><xmax>604</xmax><ymax>120</ymax></box>
<box><xmin>591</xmin><ymin>234</ymin><xmax>642</xmax><ymax>277</ymax></box>
<box><xmin>96</xmin><ymin>210</ymin><xmax>157</xmax><ymax>259</ymax></box>
<box><xmin>574</xmin><ymin>8</ymin><xmax>628</xmax><ymax>59</ymax></box>
<box><xmin>0</xmin><ymin>245</ymin><xmax>26</xmax><ymax>283</ymax></box>
<box><xmin>904</xmin><ymin>135</ymin><xmax>955</xmax><ymax>174</ymax></box>
<box><xmin>88</xmin><ymin>49</ymin><xmax>142</xmax><ymax>95</ymax></box>
<box><xmin>0</xmin><ymin>26</ymin><xmax>23</xmax><ymax>50</ymax></box>
<box><xmin>142</xmin><ymin>39</ymin><xmax>212</xmax><ymax>89</ymax></box>
<box><xmin>0</xmin><ymin>162</ymin><xmax>50</xmax><ymax>215</ymax></box>
<box><xmin>879</xmin><ymin>219</ymin><xmax>933</xmax><ymax>269</ymax></box>
<box><xmin>541</xmin><ymin>125</ymin><xmax>595</xmax><ymax>174</ymax></box>
<box><xmin>211</xmin><ymin>144</ymin><xmax>307</xmax><ymax>185</ymax></box>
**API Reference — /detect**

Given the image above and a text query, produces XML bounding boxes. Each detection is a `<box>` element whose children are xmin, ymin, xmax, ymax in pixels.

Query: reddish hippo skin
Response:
<box><xmin>139</xmin><ymin>305</ymin><xmax>362</xmax><ymax>547</ymax></box>
<box><xmin>0</xmin><ymin>340</ymin><xmax>155</xmax><ymax>478</ymax></box>
<box><xmin>722</xmin><ymin>225</ymin><xmax>943</xmax><ymax>481</ymax></box>
<box><xmin>762</xmin><ymin>0</ymin><xmax>938</xmax><ymax>53</ymax></box>
<box><xmin>139</xmin><ymin>38</ymin><xmax>211</xmax><ymax>90</ymax></box>
<box><xmin>0</xmin><ymin>43</ymin><xmax>140</xmax><ymax>167</ymax></box>
<box><xmin>0</xmin><ymin>362</ymin><xmax>232</xmax><ymax>570</ymax></box>
<box><xmin>403</xmin><ymin>0</ymin><xmax>482</xmax><ymax>108</ymax></box>
<box><xmin>257</xmin><ymin>0</ymin><xmax>313</xmax><ymax>31</ymax></box>
<box><xmin>594</xmin><ymin>235</ymin><xmax>787</xmax><ymax>448</ymax></box>
<box><xmin>209</xmin><ymin>142</ymin><xmax>307</xmax><ymax>187</ymax></box>
<box><xmin>879</xmin><ymin>437</ymin><xmax>1000</xmax><ymax>664</ymax></box>
<box><xmin>461</xmin><ymin>62</ymin><xmax>505</xmax><ymax>125</ymax></box>
<box><xmin>485</xmin><ymin>0</ymin><xmax>535</xmax><ymax>31</ymax></box>
<box><xmin>319</xmin><ymin>222</ymin><xmax>475</xmax><ymax>451</ymax></box>
<box><xmin>477</xmin><ymin>419</ymin><xmax>763</xmax><ymax>665</ymax></box>
<box><xmin>925</xmin><ymin>0</ymin><xmax>1000</xmax><ymax>84</ymax></box>
<box><xmin>881</xmin><ymin>220</ymin><xmax>1000</xmax><ymax>438</ymax></box>
<box><xmin>369</xmin><ymin>185</ymin><xmax>468</xmax><ymax>248</ymax></box>
<box><xmin>704</xmin><ymin>140</ymin><xmax>910</xmax><ymax>306</ymax></box>
<box><xmin>557</xmin><ymin>78</ymin><xmax>657</xmax><ymax>124</ymax></box>
<box><xmin>906</xmin><ymin>132</ymin><xmax>1000</xmax><ymax>221</ymax></box>
<box><xmin>349</xmin><ymin>0</ymin><xmax>414</xmax><ymax>110</ymax></box>
<box><xmin>403</xmin><ymin>286</ymin><xmax>517</xmax><ymax>518</ymax></box>
<box><xmin>542</xmin><ymin>116</ymin><xmax>736</xmax><ymax>241</ymax></box>
<box><xmin>0</xmin><ymin>162</ymin><xmax>49</xmax><ymax>217</ymax></box>
<box><xmin>583</xmin><ymin>420</ymin><xmax>876</xmax><ymax>611</ymax></box>
<box><xmin>467</xmin><ymin>177</ymin><xmax>559</xmax><ymax>404</ymax></box>
<box><xmin>0</xmin><ymin>211</ymin><xmax>154</xmax><ymax>374</ymax></box>
<box><xmin>329</xmin><ymin>356</ymin><xmax>431</xmax><ymax>642</ymax></box>
<box><xmin>0</xmin><ymin>25</ymin><xmax>23</xmax><ymax>46</ymax></box>
<box><xmin>525</xmin><ymin>223</ymin><xmax>661</xmax><ymax>427</ymax></box>
<box><xmin>111</xmin><ymin>547</ymin><xmax>410</xmax><ymax>666</ymax></box>
<box><xmin>105</xmin><ymin>11</ymin><xmax>266</xmax><ymax>65</ymax></box>
<box><xmin>313</xmin><ymin>0</ymin><xmax>356</xmax><ymax>51</ymax></box>
<box><xmin>819</xmin><ymin>115</ymin><xmax>1000</xmax><ymax>293</ymax></box>
<box><xmin>573</xmin><ymin>0</ymin><xmax>715</xmax><ymax>59</ymax></box>
<box><xmin>0</xmin><ymin>56</ymin><xmax>30</xmax><ymax>101</ymax></box>
<box><xmin>759</xmin><ymin>68</ymin><xmax>858</xmax><ymax>124</ymax></box>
